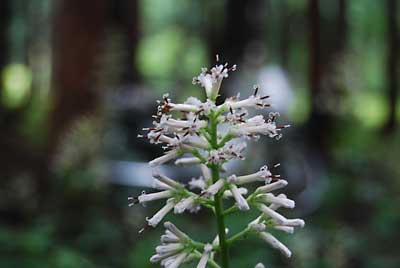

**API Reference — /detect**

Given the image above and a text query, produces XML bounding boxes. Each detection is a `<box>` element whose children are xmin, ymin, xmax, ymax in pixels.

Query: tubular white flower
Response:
<box><xmin>174</xmin><ymin>157</ymin><xmax>202</xmax><ymax>166</ymax></box>
<box><xmin>150</xmin><ymin>149</ymin><xmax>181</xmax><ymax>167</ymax></box>
<box><xmin>161</xmin><ymin>230</ymin><xmax>180</xmax><ymax>243</ymax></box>
<box><xmin>193</xmin><ymin>64</ymin><xmax>235</xmax><ymax>100</ymax></box>
<box><xmin>164</xmin><ymin>252</ymin><xmax>188</xmax><ymax>268</ymax></box>
<box><xmin>164</xmin><ymin>116</ymin><xmax>206</xmax><ymax>131</ymax></box>
<box><xmin>169</xmin><ymin>103</ymin><xmax>199</xmax><ymax>112</ymax></box>
<box><xmin>156</xmin><ymin>243</ymin><xmax>184</xmax><ymax>256</ymax></box>
<box><xmin>152</xmin><ymin>178</ymin><xmax>173</xmax><ymax>190</ymax></box>
<box><xmin>224</xmin><ymin>95</ymin><xmax>269</xmax><ymax>110</ymax></box>
<box><xmin>152</xmin><ymin>171</ymin><xmax>183</xmax><ymax>189</ymax></box>
<box><xmin>223</xmin><ymin>187</ymin><xmax>248</xmax><ymax>198</ymax></box>
<box><xmin>174</xmin><ymin>196</ymin><xmax>196</xmax><ymax>214</ymax></box>
<box><xmin>200</xmin><ymin>164</ymin><xmax>212</xmax><ymax>182</ymax></box>
<box><xmin>196</xmin><ymin>244</ymin><xmax>213</xmax><ymax>268</ymax></box>
<box><xmin>269</xmin><ymin>194</ymin><xmax>287</xmax><ymax>210</ymax></box>
<box><xmin>255</xmin><ymin>263</ymin><xmax>265</xmax><ymax>268</ymax></box>
<box><xmin>147</xmin><ymin>199</ymin><xmax>176</xmax><ymax>227</ymax></box>
<box><xmin>256</xmin><ymin>180</ymin><xmax>288</xmax><ymax>193</ymax></box>
<box><xmin>230</xmin><ymin>122</ymin><xmax>279</xmax><ymax>139</ymax></box>
<box><xmin>273</xmin><ymin>225</ymin><xmax>294</xmax><ymax>234</ymax></box>
<box><xmin>203</xmin><ymin>179</ymin><xmax>225</xmax><ymax>197</ymax></box>
<box><xmin>259</xmin><ymin>193</ymin><xmax>295</xmax><ymax>208</ymax></box>
<box><xmin>284</xmin><ymin>219</ymin><xmax>305</xmax><ymax>228</ymax></box>
<box><xmin>230</xmin><ymin>165</ymin><xmax>272</xmax><ymax>185</ymax></box>
<box><xmin>188</xmin><ymin>177</ymin><xmax>207</xmax><ymax>190</ymax></box>
<box><xmin>158</xmin><ymin>95</ymin><xmax>200</xmax><ymax>114</ymax></box>
<box><xmin>164</xmin><ymin>221</ymin><xmax>189</xmax><ymax>241</ymax></box>
<box><xmin>257</xmin><ymin>204</ymin><xmax>287</xmax><ymax>225</ymax></box>
<box><xmin>248</xmin><ymin>221</ymin><xmax>266</xmax><ymax>232</ymax></box>
<box><xmin>221</xmin><ymin>142</ymin><xmax>247</xmax><ymax>160</ymax></box>
<box><xmin>138</xmin><ymin>190</ymin><xmax>174</xmax><ymax>204</ymax></box>
<box><xmin>258</xmin><ymin>232</ymin><xmax>292</xmax><ymax>258</ymax></box>
<box><xmin>229</xmin><ymin>184</ymin><xmax>250</xmax><ymax>211</ymax></box>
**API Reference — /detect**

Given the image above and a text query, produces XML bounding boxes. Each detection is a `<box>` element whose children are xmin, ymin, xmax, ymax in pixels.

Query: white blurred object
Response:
<box><xmin>257</xmin><ymin>65</ymin><xmax>293</xmax><ymax>114</ymax></box>
<box><xmin>110</xmin><ymin>161</ymin><xmax>164</xmax><ymax>188</ymax></box>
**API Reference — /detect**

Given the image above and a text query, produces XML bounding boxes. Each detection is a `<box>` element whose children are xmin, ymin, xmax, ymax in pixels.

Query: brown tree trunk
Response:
<box><xmin>49</xmin><ymin>0</ymin><xmax>108</xmax><ymax>152</ymax></box>
<box><xmin>35</xmin><ymin>0</ymin><xmax>108</xmax><ymax>202</ymax></box>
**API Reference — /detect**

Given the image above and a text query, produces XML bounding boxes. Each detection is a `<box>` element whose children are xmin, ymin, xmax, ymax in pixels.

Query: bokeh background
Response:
<box><xmin>1</xmin><ymin>0</ymin><xmax>400</xmax><ymax>267</ymax></box>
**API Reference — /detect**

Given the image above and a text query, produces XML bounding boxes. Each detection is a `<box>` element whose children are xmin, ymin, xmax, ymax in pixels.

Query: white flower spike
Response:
<box><xmin>132</xmin><ymin>58</ymin><xmax>305</xmax><ymax>268</ymax></box>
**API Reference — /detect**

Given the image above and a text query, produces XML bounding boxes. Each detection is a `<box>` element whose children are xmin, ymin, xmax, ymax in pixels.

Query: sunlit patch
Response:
<box><xmin>352</xmin><ymin>92</ymin><xmax>388</xmax><ymax>128</ymax></box>
<box><xmin>1</xmin><ymin>63</ymin><xmax>32</xmax><ymax>108</ymax></box>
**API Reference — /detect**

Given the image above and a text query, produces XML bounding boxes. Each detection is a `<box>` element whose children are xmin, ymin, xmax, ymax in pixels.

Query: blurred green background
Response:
<box><xmin>1</xmin><ymin>0</ymin><xmax>400</xmax><ymax>268</ymax></box>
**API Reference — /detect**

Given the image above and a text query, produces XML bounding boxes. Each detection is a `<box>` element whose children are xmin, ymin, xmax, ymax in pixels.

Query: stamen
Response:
<box><xmin>254</xmin><ymin>85</ymin><xmax>259</xmax><ymax>96</ymax></box>
<box><xmin>128</xmin><ymin>196</ymin><xmax>139</xmax><ymax>206</ymax></box>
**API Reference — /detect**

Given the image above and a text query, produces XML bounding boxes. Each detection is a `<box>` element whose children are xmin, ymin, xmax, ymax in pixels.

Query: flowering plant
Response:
<box><xmin>131</xmin><ymin>58</ymin><xmax>305</xmax><ymax>268</ymax></box>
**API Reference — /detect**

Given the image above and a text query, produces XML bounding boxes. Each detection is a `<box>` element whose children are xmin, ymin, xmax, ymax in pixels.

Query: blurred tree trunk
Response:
<box><xmin>383</xmin><ymin>0</ymin><xmax>399</xmax><ymax>133</ymax></box>
<box><xmin>206</xmin><ymin>0</ymin><xmax>265</xmax><ymax>65</ymax></box>
<box><xmin>0</xmin><ymin>0</ymin><xmax>10</xmax><ymax>107</ymax></box>
<box><xmin>0</xmin><ymin>0</ymin><xmax>10</xmax><ymax>71</ymax></box>
<box><xmin>307</xmin><ymin>0</ymin><xmax>323</xmax><ymax>143</ymax></box>
<box><xmin>279</xmin><ymin>0</ymin><xmax>290</xmax><ymax>67</ymax></box>
<box><xmin>308</xmin><ymin>0</ymin><xmax>348</xmax><ymax>154</ymax></box>
<box><xmin>109</xmin><ymin>0</ymin><xmax>140</xmax><ymax>84</ymax></box>
<box><xmin>50</xmin><ymin>0</ymin><xmax>108</xmax><ymax>152</ymax></box>
<box><xmin>37</xmin><ymin>0</ymin><xmax>108</xmax><ymax>201</ymax></box>
<box><xmin>205</xmin><ymin>0</ymin><xmax>265</xmax><ymax>104</ymax></box>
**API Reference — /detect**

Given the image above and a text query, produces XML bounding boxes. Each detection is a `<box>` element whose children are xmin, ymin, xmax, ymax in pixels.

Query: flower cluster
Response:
<box><xmin>131</xmin><ymin>58</ymin><xmax>304</xmax><ymax>268</ymax></box>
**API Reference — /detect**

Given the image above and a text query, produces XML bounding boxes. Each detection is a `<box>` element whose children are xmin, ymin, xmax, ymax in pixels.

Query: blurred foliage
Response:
<box><xmin>1</xmin><ymin>0</ymin><xmax>400</xmax><ymax>268</ymax></box>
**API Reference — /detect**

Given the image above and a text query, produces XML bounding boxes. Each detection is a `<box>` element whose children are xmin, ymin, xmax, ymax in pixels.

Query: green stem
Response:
<box><xmin>209</xmin><ymin>111</ymin><xmax>229</xmax><ymax>268</ymax></box>
<box><xmin>226</xmin><ymin>227</ymin><xmax>251</xmax><ymax>245</ymax></box>
<box><xmin>223</xmin><ymin>205</ymin><xmax>239</xmax><ymax>216</ymax></box>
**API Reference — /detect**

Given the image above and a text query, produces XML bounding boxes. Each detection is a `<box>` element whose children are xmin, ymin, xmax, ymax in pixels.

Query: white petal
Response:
<box><xmin>152</xmin><ymin>171</ymin><xmax>182</xmax><ymax>189</ymax></box>
<box><xmin>273</xmin><ymin>226</ymin><xmax>294</xmax><ymax>234</ymax></box>
<box><xmin>166</xmin><ymin>252</ymin><xmax>187</xmax><ymax>268</ymax></box>
<box><xmin>170</xmin><ymin>103</ymin><xmax>199</xmax><ymax>112</ymax></box>
<box><xmin>149</xmin><ymin>150</ymin><xmax>180</xmax><ymax>167</ymax></box>
<box><xmin>259</xmin><ymin>193</ymin><xmax>295</xmax><ymax>208</ymax></box>
<box><xmin>174</xmin><ymin>157</ymin><xmax>201</xmax><ymax>166</ymax></box>
<box><xmin>259</xmin><ymin>232</ymin><xmax>292</xmax><ymax>258</ymax></box>
<box><xmin>256</xmin><ymin>180</ymin><xmax>288</xmax><ymax>193</ymax></box>
<box><xmin>147</xmin><ymin>200</ymin><xmax>175</xmax><ymax>227</ymax></box>
<box><xmin>230</xmin><ymin>184</ymin><xmax>250</xmax><ymax>211</ymax></box>
<box><xmin>284</xmin><ymin>218</ymin><xmax>305</xmax><ymax>228</ymax></box>
<box><xmin>174</xmin><ymin>196</ymin><xmax>196</xmax><ymax>214</ymax></box>
<box><xmin>164</xmin><ymin>222</ymin><xmax>189</xmax><ymax>240</ymax></box>
<box><xmin>258</xmin><ymin>204</ymin><xmax>287</xmax><ymax>224</ymax></box>
<box><xmin>156</xmin><ymin>243</ymin><xmax>184</xmax><ymax>255</ymax></box>
<box><xmin>203</xmin><ymin>179</ymin><xmax>225</xmax><ymax>197</ymax></box>
<box><xmin>200</xmin><ymin>164</ymin><xmax>212</xmax><ymax>182</ymax></box>
<box><xmin>223</xmin><ymin>187</ymin><xmax>248</xmax><ymax>198</ymax></box>
<box><xmin>138</xmin><ymin>190</ymin><xmax>173</xmax><ymax>203</ymax></box>
<box><xmin>196</xmin><ymin>244</ymin><xmax>213</xmax><ymax>268</ymax></box>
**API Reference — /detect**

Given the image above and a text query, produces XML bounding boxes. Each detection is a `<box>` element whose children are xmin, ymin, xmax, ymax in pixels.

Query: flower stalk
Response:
<box><xmin>131</xmin><ymin>57</ymin><xmax>305</xmax><ymax>268</ymax></box>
